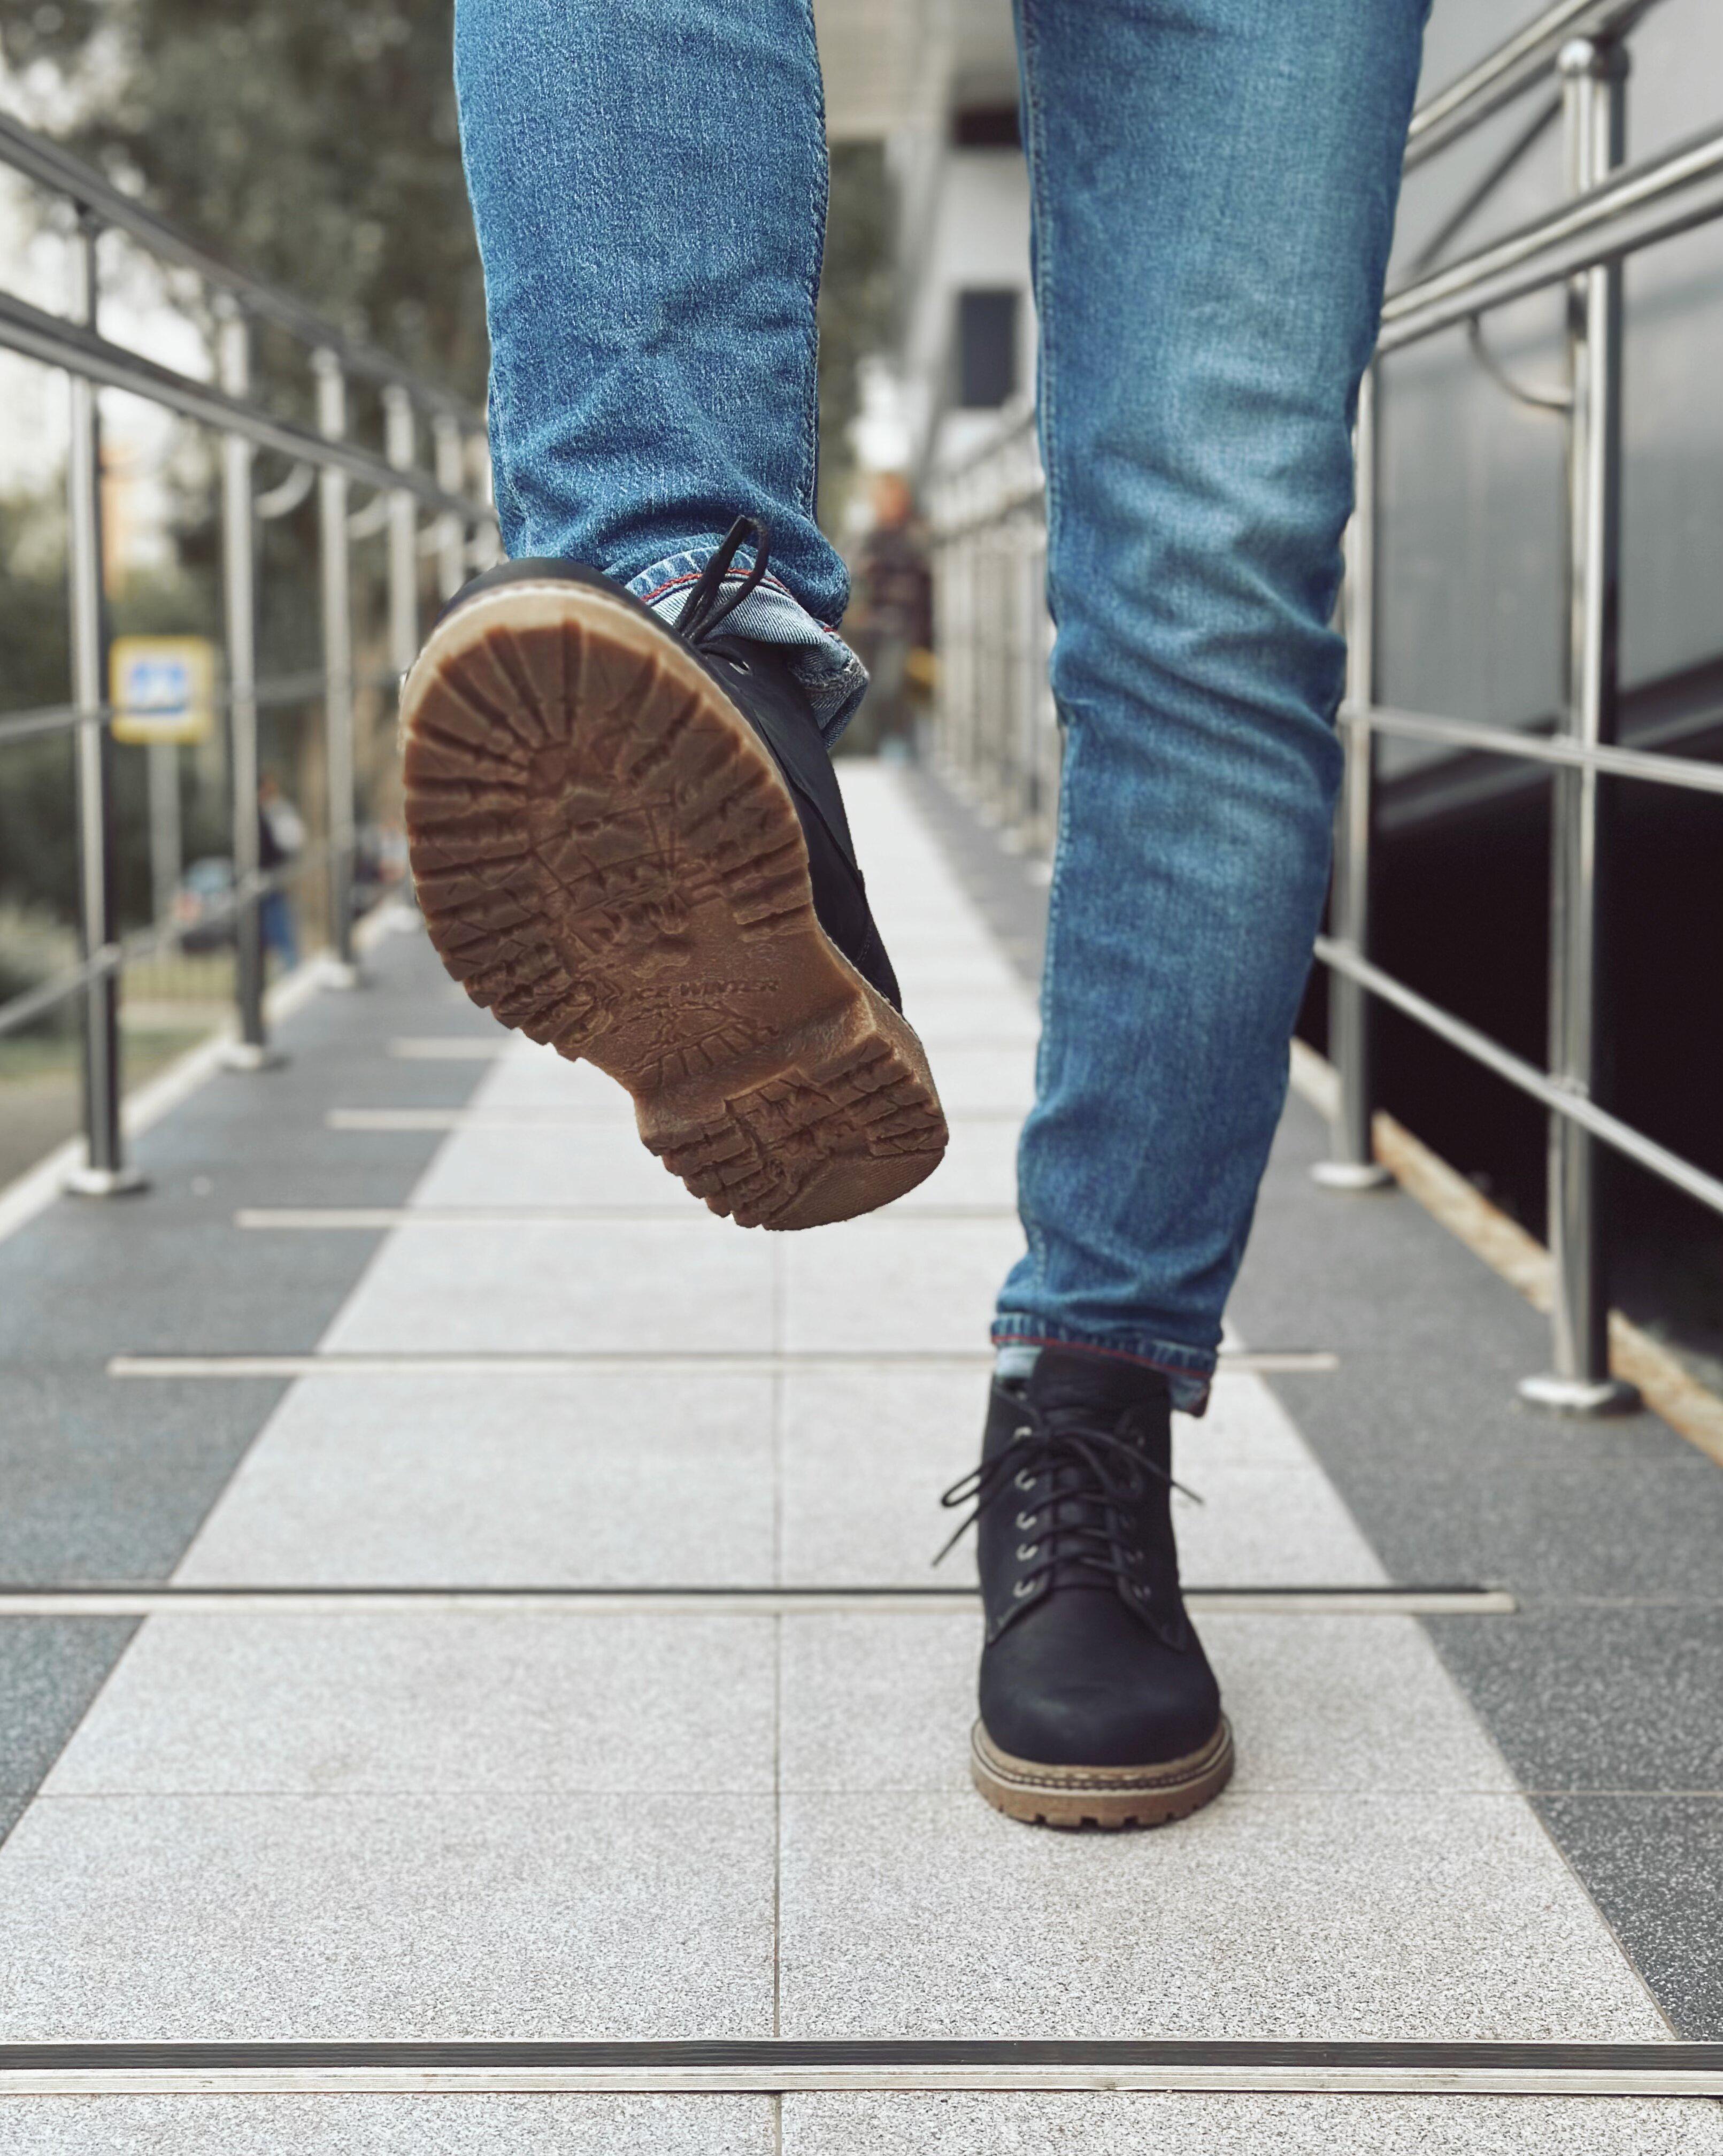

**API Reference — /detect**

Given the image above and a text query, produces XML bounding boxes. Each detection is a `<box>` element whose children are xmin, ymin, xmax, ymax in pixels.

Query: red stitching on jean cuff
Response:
<box><xmin>988</xmin><ymin>1333</ymin><xmax>1216</xmax><ymax>1385</ymax></box>
<box><xmin>635</xmin><ymin>566</ymin><xmax>797</xmax><ymax>608</ymax></box>
<box><xmin>633</xmin><ymin>569</ymin><xmax>849</xmax><ymax>642</ymax></box>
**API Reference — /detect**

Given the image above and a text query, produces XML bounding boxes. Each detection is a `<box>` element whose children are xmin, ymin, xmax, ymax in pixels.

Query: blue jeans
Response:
<box><xmin>454</xmin><ymin>0</ymin><xmax>1427</xmax><ymax>1410</ymax></box>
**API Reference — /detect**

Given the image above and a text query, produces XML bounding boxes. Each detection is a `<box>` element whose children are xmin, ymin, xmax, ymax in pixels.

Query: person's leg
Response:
<box><xmin>405</xmin><ymin>1</ymin><xmax>948</xmax><ymax>1228</ymax></box>
<box><xmin>452</xmin><ymin>0</ymin><xmax>864</xmax><ymax>734</ymax></box>
<box><xmin>962</xmin><ymin>0</ymin><xmax>1426</xmax><ymax>1832</ymax></box>
<box><xmin>995</xmin><ymin>0</ymin><xmax>1428</xmax><ymax>1408</ymax></box>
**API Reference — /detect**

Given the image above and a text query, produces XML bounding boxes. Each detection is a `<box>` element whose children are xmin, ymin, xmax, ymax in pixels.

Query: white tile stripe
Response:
<box><xmin>0</xmin><ymin>1591</ymin><xmax>1516</xmax><ymax>1617</ymax></box>
<box><xmin>106</xmin><ymin>1351</ymin><xmax>1340</xmax><ymax>1377</ymax></box>
<box><xmin>0</xmin><ymin>764</ymin><xmax>1677</xmax><ymax>2068</ymax></box>
<box><xmin>1</xmin><ymin>2055</ymin><xmax>1719</xmax><ymax>2097</ymax></box>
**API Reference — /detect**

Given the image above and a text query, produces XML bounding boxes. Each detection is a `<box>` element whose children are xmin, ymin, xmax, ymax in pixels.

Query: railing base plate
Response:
<box><xmin>1310</xmin><ymin>1160</ymin><xmax>1395</xmax><ymax>1194</ymax></box>
<box><xmin>1517</xmin><ymin>1372</ymin><xmax>1643</xmax><ymax>1416</ymax></box>
<box><xmin>62</xmin><ymin>1163</ymin><xmax>149</xmax><ymax>1199</ymax></box>
<box><xmin>219</xmin><ymin>1040</ymin><xmax>287</xmax><ymax>1073</ymax></box>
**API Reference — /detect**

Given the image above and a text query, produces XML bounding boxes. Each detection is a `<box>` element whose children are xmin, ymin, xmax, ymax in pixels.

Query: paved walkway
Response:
<box><xmin>0</xmin><ymin>766</ymin><xmax>1720</xmax><ymax>2150</ymax></box>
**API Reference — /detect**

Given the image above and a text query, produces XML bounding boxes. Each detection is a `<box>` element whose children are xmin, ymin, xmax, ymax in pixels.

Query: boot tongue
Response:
<box><xmin>1025</xmin><ymin>1346</ymin><xmax>1168</xmax><ymax>1423</ymax></box>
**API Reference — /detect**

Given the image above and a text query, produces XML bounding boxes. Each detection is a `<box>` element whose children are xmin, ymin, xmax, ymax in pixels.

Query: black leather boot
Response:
<box><xmin>401</xmin><ymin>517</ymin><xmax>946</xmax><ymax>1229</ymax></box>
<box><xmin>943</xmin><ymin>1347</ymin><xmax>1233</xmax><ymax>1828</ymax></box>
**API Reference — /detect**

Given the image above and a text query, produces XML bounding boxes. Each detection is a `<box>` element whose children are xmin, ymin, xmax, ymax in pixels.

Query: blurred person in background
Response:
<box><xmin>257</xmin><ymin>774</ymin><xmax>303</xmax><ymax>974</ymax></box>
<box><xmin>846</xmin><ymin>472</ymin><xmax>933</xmax><ymax>760</ymax></box>
<box><xmin>401</xmin><ymin>0</ymin><xmax>1429</xmax><ymax>1831</ymax></box>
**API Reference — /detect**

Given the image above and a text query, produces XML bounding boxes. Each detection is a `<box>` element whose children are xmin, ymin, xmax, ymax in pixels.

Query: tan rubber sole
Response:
<box><xmin>399</xmin><ymin>579</ymin><xmax>948</xmax><ymax>1231</ymax></box>
<box><xmin>970</xmin><ymin>1716</ymin><xmax>1235</xmax><ymax>1830</ymax></box>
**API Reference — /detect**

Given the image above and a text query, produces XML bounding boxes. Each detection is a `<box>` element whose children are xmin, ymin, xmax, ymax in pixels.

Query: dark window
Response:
<box><xmin>952</xmin><ymin>104</ymin><xmax>1021</xmax><ymax>150</ymax></box>
<box><xmin>956</xmin><ymin>289</ymin><xmax>1019</xmax><ymax>409</ymax></box>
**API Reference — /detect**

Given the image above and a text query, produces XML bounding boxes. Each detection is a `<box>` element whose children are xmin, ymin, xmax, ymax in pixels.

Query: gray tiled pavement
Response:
<box><xmin>0</xmin><ymin>766</ymin><xmax>1719</xmax><ymax>2150</ymax></box>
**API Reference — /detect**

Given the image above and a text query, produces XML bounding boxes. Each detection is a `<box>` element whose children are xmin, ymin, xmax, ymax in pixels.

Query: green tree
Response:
<box><xmin>4</xmin><ymin>3</ymin><xmax>895</xmax><ymax>491</ymax></box>
<box><xmin>4</xmin><ymin>0</ymin><xmax>488</xmax><ymax>402</ymax></box>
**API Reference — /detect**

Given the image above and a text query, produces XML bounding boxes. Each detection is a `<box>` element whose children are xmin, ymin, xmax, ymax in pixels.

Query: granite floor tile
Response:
<box><xmin>322</xmin><ymin>1218</ymin><xmax>775</xmax><ymax>1354</ymax></box>
<box><xmin>176</xmin><ymin>1370</ymin><xmax>776</xmax><ymax>1584</ymax></box>
<box><xmin>0</xmin><ymin>2095</ymin><xmax>779</xmax><ymax>2155</ymax></box>
<box><xmin>408</xmin><ymin>1110</ymin><xmax>1021</xmax><ymax>1215</ymax></box>
<box><xmin>903</xmin><ymin>1044</ymin><xmax>1036</xmax><ymax>1114</ymax></box>
<box><xmin>1183</xmin><ymin>1375</ymin><xmax>1322</xmax><ymax>1471</ymax></box>
<box><xmin>780</xmin><ymin>1365</ymin><xmax>980</xmax><ymax>1587</ymax></box>
<box><xmin>410</xmin><ymin>1121</ymin><xmax>707</xmax><ymax>1210</ymax></box>
<box><xmin>782</xmin><ymin>1218</ymin><xmax>1023</xmax><ymax>1355</ymax></box>
<box><xmin>777</xmin><ymin>1791</ymin><xmax>1668</xmax><ymax>2040</ymax></box>
<box><xmin>1425</xmin><ymin>1605</ymin><xmax>1723</xmax><ymax>1794</ymax></box>
<box><xmin>780</xmin><ymin>2092</ymin><xmax>1723</xmax><ymax>2155</ymax></box>
<box><xmin>460</xmin><ymin>1048</ymin><xmax>633</xmax><ymax>1114</ymax></box>
<box><xmin>777</xmin><ymin>1369</ymin><xmax>1384</xmax><ymax>1587</ymax></box>
<box><xmin>776</xmin><ymin>1609</ymin><xmax>1516</xmax><ymax>1796</ymax></box>
<box><xmin>890</xmin><ymin>953</ymin><xmax>1027</xmax><ymax>997</ymax></box>
<box><xmin>898</xmin><ymin>992</ymin><xmax>1039</xmax><ymax>1049</ymax></box>
<box><xmin>1169</xmin><ymin>1464</ymin><xmax>1388</xmax><ymax>1586</ymax></box>
<box><xmin>0</xmin><ymin>1619</ymin><xmax>140</xmax><ymax>1804</ymax></box>
<box><xmin>1272</xmin><ymin>1449</ymin><xmax>1723</xmax><ymax>1603</ymax></box>
<box><xmin>44</xmin><ymin>1611</ymin><xmax>776</xmax><ymax>1795</ymax></box>
<box><xmin>0</xmin><ymin>1791</ymin><xmax>774</xmax><ymax>2039</ymax></box>
<box><xmin>1535</xmin><ymin>1795</ymin><xmax>1723</xmax><ymax>2038</ymax></box>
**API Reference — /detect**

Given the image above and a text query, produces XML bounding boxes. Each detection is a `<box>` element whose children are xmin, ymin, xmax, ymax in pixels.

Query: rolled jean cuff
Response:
<box><xmin>989</xmin><ymin>1315</ymin><xmax>1216</xmax><ymax>1417</ymax></box>
<box><xmin>628</xmin><ymin>544</ymin><xmax>868</xmax><ymax>744</ymax></box>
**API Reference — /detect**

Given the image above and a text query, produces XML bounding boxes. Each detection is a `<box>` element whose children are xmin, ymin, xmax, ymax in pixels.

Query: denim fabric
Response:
<box><xmin>993</xmin><ymin>0</ymin><xmax>1428</xmax><ymax>1409</ymax></box>
<box><xmin>453</xmin><ymin>0</ymin><xmax>1426</xmax><ymax>1412</ymax></box>
<box><xmin>627</xmin><ymin>546</ymin><xmax>866</xmax><ymax>738</ymax></box>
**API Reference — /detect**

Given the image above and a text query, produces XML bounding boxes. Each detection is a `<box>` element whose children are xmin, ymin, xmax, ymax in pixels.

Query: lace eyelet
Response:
<box><xmin>1012</xmin><ymin>1577</ymin><xmax>1036</xmax><ymax>1599</ymax></box>
<box><xmin>1015</xmin><ymin>1510</ymin><xmax>1038</xmax><ymax>1532</ymax></box>
<box><xmin>1012</xmin><ymin>1424</ymin><xmax>1033</xmax><ymax>1442</ymax></box>
<box><xmin>726</xmin><ymin>654</ymin><xmax>751</xmax><ymax>675</ymax></box>
<box><xmin>1014</xmin><ymin>1469</ymin><xmax>1035</xmax><ymax>1492</ymax></box>
<box><xmin>1016</xmin><ymin>1542</ymin><xmax>1039</xmax><ymax>1561</ymax></box>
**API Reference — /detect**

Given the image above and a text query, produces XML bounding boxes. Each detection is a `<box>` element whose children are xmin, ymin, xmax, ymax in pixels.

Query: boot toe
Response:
<box><xmin>978</xmin><ymin>1599</ymin><xmax>1221</xmax><ymax>1768</ymax></box>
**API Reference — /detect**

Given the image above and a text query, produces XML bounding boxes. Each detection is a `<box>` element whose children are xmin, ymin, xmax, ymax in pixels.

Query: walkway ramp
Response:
<box><xmin>0</xmin><ymin>766</ymin><xmax>1719</xmax><ymax>2151</ymax></box>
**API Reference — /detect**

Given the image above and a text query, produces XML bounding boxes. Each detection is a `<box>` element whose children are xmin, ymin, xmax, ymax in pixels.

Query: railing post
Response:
<box><xmin>433</xmin><ymin>414</ymin><xmax>467</xmax><ymax>603</ymax></box>
<box><xmin>63</xmin><ymin>209</ymin><xmax>145</xmax><ymax>1197</ymax></box>
<box><xmin>217</xmin><ymin>299</ymin><xmax>282</xmax><ymax>1072</ymax></box>
<box><xmin>1315</xmin><ymin>363</ymin><xmax>1394</xmax><ymax>1192</ymax></box>
<box><xmin>385</xmin><ymin>386</ymin><xmax>420</xmax><ymax>681</ymax></box>
<box><xmin>314</xmin><ymin>348</ymin><xmax>361</xmax><ymax>988</ymax></box>
<box><xmin>1522</xmin><ymin>36</ymin><xmax>1639</xmax><ymax>1413</ymax></box>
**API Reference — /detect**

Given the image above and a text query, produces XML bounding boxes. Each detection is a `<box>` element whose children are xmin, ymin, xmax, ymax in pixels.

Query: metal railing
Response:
<box><xmin>929</xmin><ymin>0</ymin><xmax>1722</xmax><ymax>1413</ymax></box>
<box><xmin>0</xmin><ymin>112</ymin><xmax>495</xmax><ymax>1194</ymax></box>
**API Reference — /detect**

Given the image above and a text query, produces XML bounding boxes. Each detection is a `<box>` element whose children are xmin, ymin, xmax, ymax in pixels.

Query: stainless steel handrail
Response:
<box><xmin>0</xmin><ymin>669</ymin><xmax>396</xmax><ymax>752</ymax></box>
<box><xmin>1404</xmin><ymin>0</ymin><xmax>1659</xmax><ymax>168</ymax></box>
<box><xmin>1359</xmin><ymin>705</ymin><xmax>1723</xmax><ymax>799</ymax></box>
<box><xmin>928</xmin><ymin>7</ymin><xmax>1722</xmax><ymax>1415</ymax></box>
<box><xmin>1313</xmin><ymin>937</ymin><xmax>1723</xmax><ymax>1221</ymax></box>
<box><xmin>0</xmin><ymin>111</ymin><xmax>479</xmax><ymax>422</ymax></box>
<box><xmin>0</xmin><ymin>113</ymin><xmax>495</xmax><ymax>1177</ymax></box>
<box><xmin>1381</xmin><ymin>118</ymin><xmax>1723</xmax><ymax>349</ymax></box>
<box><xmin>0</xmin><ymin>846</ymin><xmax>328</xmax><ymax>1044</ymax></box>
<box><xmin>0</xmin><ymin>288</ymin><xmax>480</xmax><ymax>514</ymax></box>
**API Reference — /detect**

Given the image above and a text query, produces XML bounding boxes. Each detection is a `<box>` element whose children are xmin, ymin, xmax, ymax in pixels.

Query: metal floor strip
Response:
<box><xmin>106</xmin><ymin>1350</ymin><xmax>1339</xmax><ymax>1378</ymax></box>
<box><xmin>1</xmin><ymin>2038</ymin><xmax>1718</xmax><ymax>2098</ymax></box>
<box><xmin>235</xmin><ymin>1206</ymin><xmax>1021</xmax><ymax>1227</ymax></box>
<box><xmin>0</xmin><ymin>1585</ymin><xmax>1514</xmax><ymax>1616</ymax></box>
<box><xmin>327</xmin><ymin>1107</ymin><xmax>1034</xmax><ymax>1130</ymax></box>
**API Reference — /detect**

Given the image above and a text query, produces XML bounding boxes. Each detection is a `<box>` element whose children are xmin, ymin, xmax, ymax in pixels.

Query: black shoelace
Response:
<box><xmin>676</xmin><ymin>514</ymin><xmax>772</xmax><ymax>649</ymax></box>
<box><xmin>935</xmin><ymin>1398</ymin><xmax>1200</xmax><ymax>1600</ymax></box>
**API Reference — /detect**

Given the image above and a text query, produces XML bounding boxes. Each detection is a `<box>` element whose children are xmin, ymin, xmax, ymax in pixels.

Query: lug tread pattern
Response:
<box><xmin>401</xmin><ymin>588</ymin><xmax>947</xmax><ymax>1229</ymax></box>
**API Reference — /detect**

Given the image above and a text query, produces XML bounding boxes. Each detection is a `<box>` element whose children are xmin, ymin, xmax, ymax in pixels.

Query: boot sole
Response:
<box><xmin>970</xmin><ymin>1716</ymin><xmax>1234</xmax><ymax>1830</ymax></box>
<box><xmin>400</xmin><ymin>580</ymin><xmax>948</xmax><ymax>1231</ymax></box>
